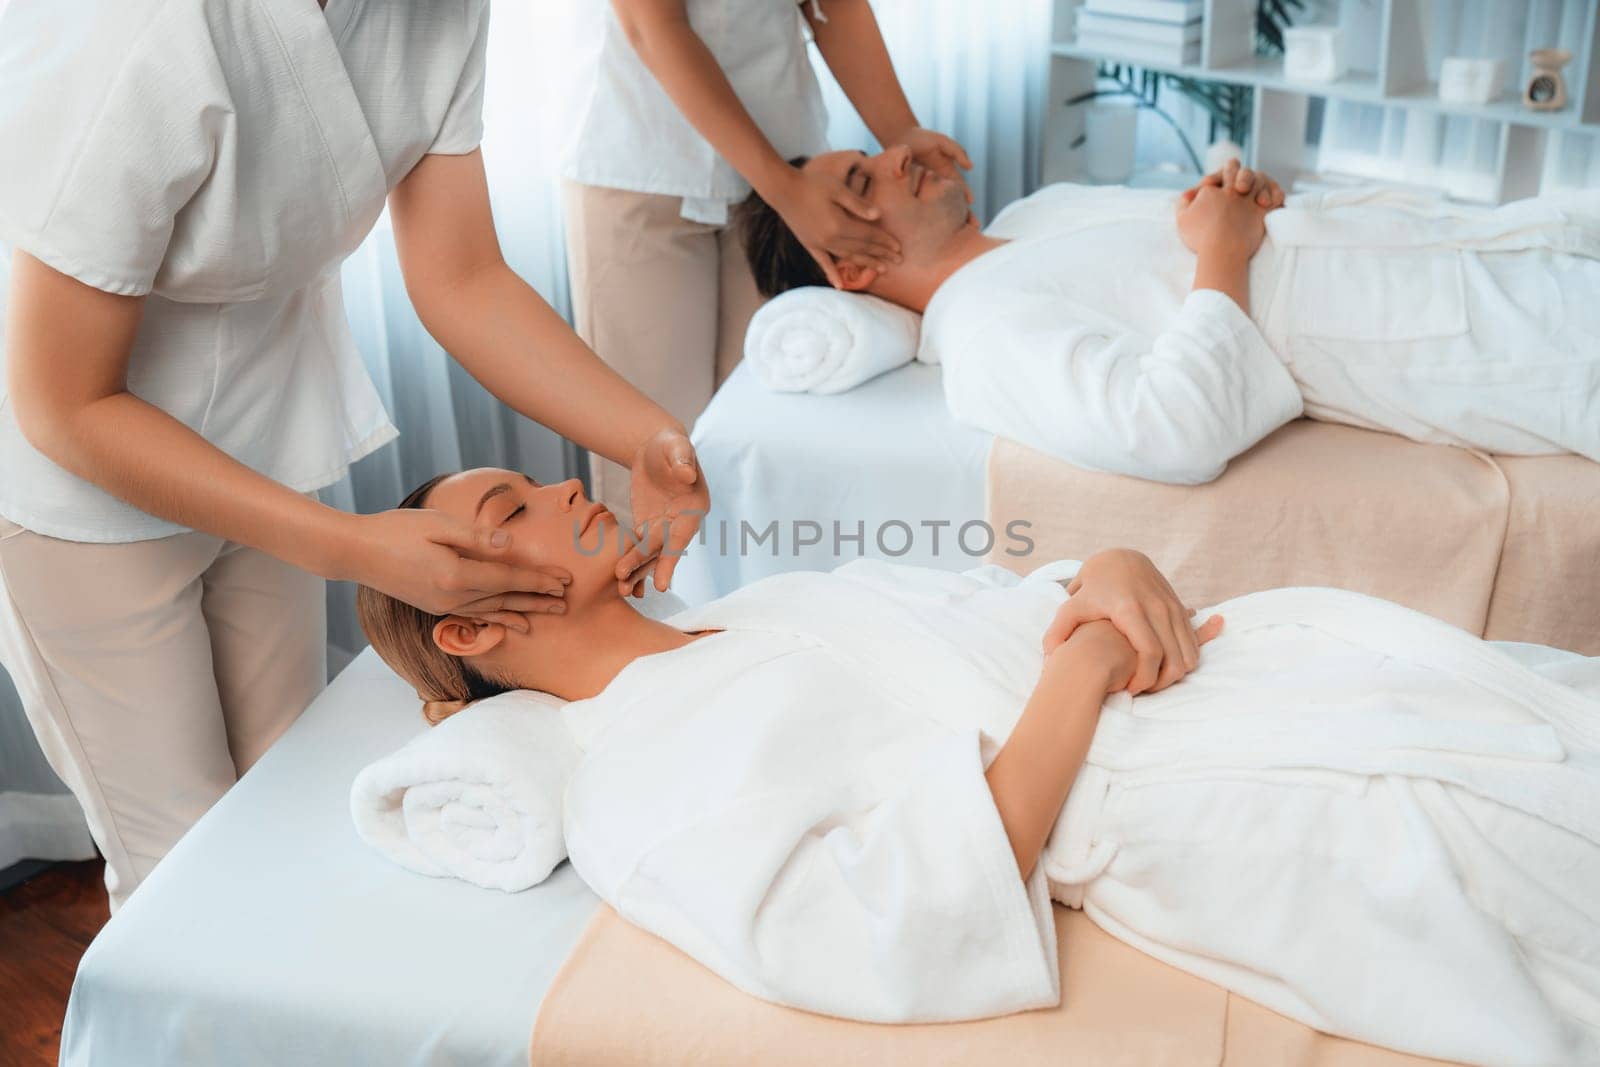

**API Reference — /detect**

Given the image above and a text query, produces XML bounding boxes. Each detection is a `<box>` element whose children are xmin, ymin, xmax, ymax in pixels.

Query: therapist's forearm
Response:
<box><xmin>1192</xmin><ymin>248</ymin><xmax>1251</xmax><ymax>315</ymax></box>
<box><xmin>805</xmin><ymin>0</ymin><xmax>919</xmax><ymax>147</ymax></box>
<box><xmin>20</xmin><ymin>394</ymin><xmax>350</xmax><ymax>574</ymax></box>
<box><xmin>985</xmin><ymin>653</ymin><xmax>1108</xmax><ymax>881</ymax></box>
<box><xmin>609</xmin><ymin>2</ymin><xmax>796</xmax><ymax>200</ymax></box>
<box><xmin>414</xmin><ymin>263</ymin><xmax>683</xmax><ymax>466</ymax></box>
<box><xmin>390</xmin><ymin>150</ymin><xmax>683</xmax><ymax>466</ymax></box>
<box><xmin>5</xmin><ymin>251</ymin><xmax>352</xmax><ymax>576</ymax></box>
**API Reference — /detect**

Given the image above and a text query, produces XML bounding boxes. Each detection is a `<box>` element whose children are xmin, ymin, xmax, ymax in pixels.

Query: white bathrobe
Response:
<box><xmin>922</xmin><ymin>185</ymin><xmax>1600</xmax><ymax>484</ymax></box>
<box><xmin>561</xmin><ymin>560</ymin><xmax>1600</xmax><ymax>1066</ymax></box>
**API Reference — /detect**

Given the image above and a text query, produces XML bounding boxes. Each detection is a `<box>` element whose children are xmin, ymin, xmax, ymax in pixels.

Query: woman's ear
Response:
<box><xmin>835</xmin><ymin>262</ymin><xmax>880</xmax><ymax>292</ymax></box>
<box><xmin>432</xmin><ymin>616</ymin><xmax>509</xmax><ymax>659</ymax></box>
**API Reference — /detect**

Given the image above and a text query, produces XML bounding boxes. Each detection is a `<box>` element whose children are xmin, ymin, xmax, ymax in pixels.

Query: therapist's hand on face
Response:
<box><xmin>1041</xmin><ymin>548</ymin><xmax>1219</xmax><ymax>695</ymax></box>
<box><xmin>775</xmin><ymin>163</ymin><xmax>902</xmax><ymax>288</ymax></box>
<box><xmin>345</xmin><ymin>509</ymin><xmax>572</xmax><ymax>634</ymax></box>
<box><xmin>615</xmin><ymin>427</ymin><xmax>710</xmax><ymax>598</ymax></box>
<box><xmin>894</xmin><ymin>126</ymin><xmax>975</xmax><ymax>205</ymax></box>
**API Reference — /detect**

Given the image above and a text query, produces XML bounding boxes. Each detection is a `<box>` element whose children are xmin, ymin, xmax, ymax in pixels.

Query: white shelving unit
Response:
<box><xmin>1043</xmin><ymin>0</ymin><xmax>1600</xmax><ymax>202</ymax></box>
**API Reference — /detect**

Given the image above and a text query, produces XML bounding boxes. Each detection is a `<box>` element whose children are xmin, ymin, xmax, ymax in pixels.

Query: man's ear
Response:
<box><xmin>432</xmin><ymin>616</ymin><xmax>509</xmax><ymax>658</ymax></box>
<box><xmin>834</xmin><ymin>262</ymin><xmax>880</xmax><ymax>292</ymax></box>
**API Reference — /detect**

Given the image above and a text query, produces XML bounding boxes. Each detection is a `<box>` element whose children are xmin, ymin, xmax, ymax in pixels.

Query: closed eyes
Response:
<box><xmin>845</xmin><ymin>162</ymin><xmax>871</xmax><ymax>197</ymax></box>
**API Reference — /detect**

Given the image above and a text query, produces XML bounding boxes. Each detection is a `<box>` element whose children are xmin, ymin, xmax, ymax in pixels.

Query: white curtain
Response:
<box><xmin>0</xmin><ymin>0</ymin><xmax>1051</xmax><ymax>866</ymax></box>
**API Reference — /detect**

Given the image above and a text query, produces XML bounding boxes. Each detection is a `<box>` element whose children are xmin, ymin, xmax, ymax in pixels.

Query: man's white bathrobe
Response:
<box><xmin>561</xmin><ymin>560</ymin><xmax>1600</xmax><ymax>1067</ymax></box>
<box><xmin>920</xmin><ymin>185</ymin><xmax>1600</xmax><ymax>484</ymax></box>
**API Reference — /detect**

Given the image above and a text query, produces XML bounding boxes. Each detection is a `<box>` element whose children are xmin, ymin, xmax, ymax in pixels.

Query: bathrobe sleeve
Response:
<box><xmin>427</xmin><ymin>0</ymin><xmax>492</xmax><ymax>155</ymax></box>
<box><xmin>942</xmin><ymin>288</ymin><xmax>1304</xmax><ymax>485</ymax></box>
<box><xmin>566</xmin><ymin>724</ymin><xmax>1060</xmax><ymax>1023</ymax></box>
<box><xmin>0</xmin><ymin>1</ymin><xmax>222</xmax><ymax>296</ymax></box>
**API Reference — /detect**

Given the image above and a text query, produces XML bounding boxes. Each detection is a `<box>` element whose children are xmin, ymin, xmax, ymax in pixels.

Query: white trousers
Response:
<box><xmin>563</xmin><ymin>181</ymin><xmax>766</xmax><ymax>526</ymax></box>
<box><xmin>0</xmin><ymin>518</ymin><xmax>324</xmax><ymax>911</ymax></box>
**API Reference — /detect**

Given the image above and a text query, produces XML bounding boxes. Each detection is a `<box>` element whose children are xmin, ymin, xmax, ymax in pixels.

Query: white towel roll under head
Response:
<box><xmin>349</xmin><ymin>690</ymin><xmax>579</xmax><ymax>892</ymax></box>
<box><xmin>347</xmin><ymin>590</ymin><xmax>689</xmax><ymax>892</ymax></box>
<box><xmin>744</xmin><ymin>286</ymin><xmax>925</xmax><ymax>394</ymax></box>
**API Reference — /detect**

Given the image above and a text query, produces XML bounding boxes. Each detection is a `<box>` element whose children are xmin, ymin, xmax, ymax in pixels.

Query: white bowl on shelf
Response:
<box><xmin>1085</xmin><ymin>101</ymin><xmax>1139</xmax><ymax>183</ymax></box>
<box><xmin>1438</xmin><ymin>57</ymin><xmax>1504</xmax><ymax>105</ymax></box>
<box><xmin>1283</xmin><ymin>26</ymin><xmax>1347</xmax><ymax>84</ymax></box>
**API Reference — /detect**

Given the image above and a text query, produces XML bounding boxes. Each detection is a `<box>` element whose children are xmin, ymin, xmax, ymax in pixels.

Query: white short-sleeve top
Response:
<box><xmin>0</xmin><ymin>0</ymin><xmax>490</xmax><ymax>542</ymax></box>
<box><xmin>563</xmin><ymin>0</ymin><xmax>830</xmax><ymax>224</ymax></box>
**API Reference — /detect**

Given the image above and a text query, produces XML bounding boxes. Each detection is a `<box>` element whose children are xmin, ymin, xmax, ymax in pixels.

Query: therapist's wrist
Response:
<box><xmin>754</xmin><ymin>158</ymin><xmax>806</xmax><ymax>212</ymax></box>
<box><xmin>602</xmin><ymin>412</ymin><xmax>689</xmax><ymax>472</ymax></box>
<box><xmin>291</xmin><ymin>503</ymin><xmax>367</xmax><ymax>583</ymax></box>
<box><xmin>873</xmin><ymin>113</ymin><xmax>922</xmax><ymax>150</ymax></box>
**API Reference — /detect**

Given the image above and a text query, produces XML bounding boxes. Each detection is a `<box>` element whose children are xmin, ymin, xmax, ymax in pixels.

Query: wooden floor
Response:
<box><xmin>0</xmin><ymin>861</ymin><xmax>108</xmax><ymax>1067</ymax></box>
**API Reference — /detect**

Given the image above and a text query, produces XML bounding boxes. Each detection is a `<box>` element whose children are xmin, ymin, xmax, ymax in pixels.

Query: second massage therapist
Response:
<box><xmin>564</xmin><ymin>0</ymin><xmax>973</xmax><ymax>520</ymax></box>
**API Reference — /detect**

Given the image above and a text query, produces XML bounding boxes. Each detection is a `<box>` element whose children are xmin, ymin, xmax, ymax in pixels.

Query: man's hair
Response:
<box><xmin>736</xmin><ymin>156</ymin><xmax>829</xmax><ymax>299</ymax></box>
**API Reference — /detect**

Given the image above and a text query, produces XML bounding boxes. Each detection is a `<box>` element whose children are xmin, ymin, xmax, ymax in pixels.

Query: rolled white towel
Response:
<box><xmin>350</xmin><ymin>690</ymin><xmax>578</xmax><ymax>893</ymax></box>
<box><xmin>745</xmin><ymin>286</ymin><xmax>923</xmax><ymax>394</ymax></box>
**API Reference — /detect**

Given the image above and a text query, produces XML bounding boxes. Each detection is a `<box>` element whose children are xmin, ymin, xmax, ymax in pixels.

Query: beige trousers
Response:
<box><xmin>563</xmin><ymin>182</ymin><xmax>767</xmax><ymax>526</ymax></box>
<box><xmin>0</xmin><ymin>518</ymin><xmax>325</xmax><ymax>911</ymax></box>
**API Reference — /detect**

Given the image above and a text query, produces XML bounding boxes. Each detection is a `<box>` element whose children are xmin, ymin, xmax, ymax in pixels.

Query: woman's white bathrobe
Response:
<box><xmin>561</xmin><ymin>560</ymin><xmax>1600</xmax><ymax>1066</ymax></box>
<box><xmin>921</xmin><ymin>185</ymin><xmax>1600</xmax><ymax>484</ymax></box>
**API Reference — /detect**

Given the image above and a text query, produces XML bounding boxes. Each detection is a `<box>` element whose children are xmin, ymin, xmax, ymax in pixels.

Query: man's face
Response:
<box><xmin>803</xmin><ymin>145</ymin><xmax>972</xmax><ymax>275</ymax></box>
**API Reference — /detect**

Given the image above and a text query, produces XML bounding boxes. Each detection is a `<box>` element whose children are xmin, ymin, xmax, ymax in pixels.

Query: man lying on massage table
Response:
<box><xmin>736</xmin><ymin>150</ymin><xmax>1600</xmax><ymax>484</ymax></box>
<box><xmin>356</xmin><ymin>469</ymin><xmax>1599</xmax><ymax>1067</ymax></box>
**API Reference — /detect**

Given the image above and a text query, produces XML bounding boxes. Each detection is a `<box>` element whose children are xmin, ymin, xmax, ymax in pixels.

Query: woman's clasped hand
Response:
<box><xmin>1043</xmin><ymin>548</ymin><xmax>1224</xmax><ymax>694</ymax></box>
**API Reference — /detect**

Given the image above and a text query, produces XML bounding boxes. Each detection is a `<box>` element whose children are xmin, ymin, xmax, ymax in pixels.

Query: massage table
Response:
<box><xmin>61</xmin><ymin>654</ymin><xmax>1460</xmax><ymax>1067</ymax></box>
<box><xmin>66</xmin><ymin>418</ymin><xmax>1589</xmax><ymax>1064</ymax></box>
<box><xmin>987</xmin><ymin>419</ymin><xmax>1600</xmax><ymax>655</ymax></box>
<box><xmin>61</xmin><ymin>650</ymin><xmax>1451</xmax><ymax>1067</ymax></box>
<box><xmin>60</xmin><ymin>649</ymin><xmax>601</xmax><ymax>1066</ymax></box>
<box><xmin>671</xmin><ymin>359</ymin><xmax>992</xmax><ymax>605</ymax></box>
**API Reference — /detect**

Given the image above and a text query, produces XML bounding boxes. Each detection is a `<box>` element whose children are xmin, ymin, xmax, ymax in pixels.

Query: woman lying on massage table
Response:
<box><xmin>357</xmin><ymin>469</ymin><xmax>1600</xmax><ymax>1067</ymax></box>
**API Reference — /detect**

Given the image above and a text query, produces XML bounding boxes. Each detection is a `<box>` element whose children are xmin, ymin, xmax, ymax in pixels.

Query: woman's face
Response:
<box><xmin>421</xmin><ymin>469</ymin><xmax>623</xmax><ymax>604</ymax></box>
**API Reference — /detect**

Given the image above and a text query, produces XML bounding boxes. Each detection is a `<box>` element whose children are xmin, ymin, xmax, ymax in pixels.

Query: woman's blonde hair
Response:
<box><xmin>356</xmin><ymin>475</ymin><xmax>513</xmax><ymax>726</ymax></box>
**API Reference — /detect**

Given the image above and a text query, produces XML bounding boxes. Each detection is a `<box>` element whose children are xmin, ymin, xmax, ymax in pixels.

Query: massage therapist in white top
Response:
<box><xmin>0</xmin><ymin>0</ymin><xmax>709</xmax><ymax>911</ymax></box>
<box><xmin>563</xmin><ymin>0</ymin><xmax>972</xmax><ymax>520</ymax></box>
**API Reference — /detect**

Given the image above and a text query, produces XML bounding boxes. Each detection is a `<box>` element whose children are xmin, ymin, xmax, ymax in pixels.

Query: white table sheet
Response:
<box><xmin>61</xmin><ymin>649</ymin><xmax>600</xmax><ymax>1067</ymax></box>
<box><xmin>672</xmin><ymin>360</ymin><xmax>994</xmax><ymax>605</ymax></box>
